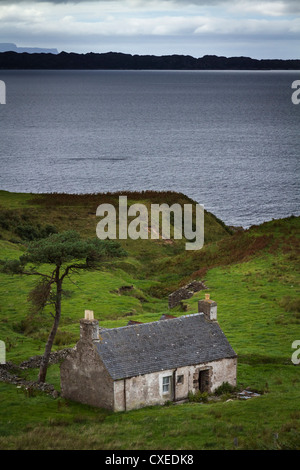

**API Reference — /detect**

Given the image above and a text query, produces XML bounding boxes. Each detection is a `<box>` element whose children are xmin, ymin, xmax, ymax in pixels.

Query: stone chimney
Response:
<box><xmin>198</xmin><ymin>293</ymin><xmax>217</xmax><ymax>321</ymax></box>
<box><xmin>79</xmin><ymin>310</ymin><xmax>99</xmax><ymax>341</ymax></box>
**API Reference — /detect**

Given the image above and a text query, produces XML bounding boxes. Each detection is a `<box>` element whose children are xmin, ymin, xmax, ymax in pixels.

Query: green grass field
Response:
<box><xmin>0</xmin><ymin>190</ymin><xmax>299</xmax><ymax>450</ymax></box>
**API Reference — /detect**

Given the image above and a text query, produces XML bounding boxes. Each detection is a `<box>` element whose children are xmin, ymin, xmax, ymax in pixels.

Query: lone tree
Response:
<box><xmin>2</xmin><ymin>231</ymin><xmax>126</xmax><ymax>383</ymax></box>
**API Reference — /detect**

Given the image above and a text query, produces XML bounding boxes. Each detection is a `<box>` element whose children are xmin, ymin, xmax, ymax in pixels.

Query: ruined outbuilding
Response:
<box><xmin>60</xmin><ymin>295</ymin><xmax>237</xmax><ymax>411</ymax></box>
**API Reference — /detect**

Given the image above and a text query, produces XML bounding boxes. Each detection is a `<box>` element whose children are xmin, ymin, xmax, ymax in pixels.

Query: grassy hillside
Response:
<box><xmin>0</xmin><ymin>190</ymin><xmax>299</xmax><ymax>450</ymax></box>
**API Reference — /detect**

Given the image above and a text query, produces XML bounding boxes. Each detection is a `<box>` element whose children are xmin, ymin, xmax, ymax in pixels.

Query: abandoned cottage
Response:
<box><xmin>60</xmin><ymin>295</ymin><xmax>237</xmax><ymax>411</ymax></box>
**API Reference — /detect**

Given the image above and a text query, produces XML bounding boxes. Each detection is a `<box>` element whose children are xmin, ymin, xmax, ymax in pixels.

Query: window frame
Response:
<box><xmin>162</xmin><ymin>375</ymin><xmax>172</xmax><ymax>394</ymax></box>
<box><xmin>177</xmin><ymin>374</ymin><xmax>184</xmax><ymax>384</ymax></box>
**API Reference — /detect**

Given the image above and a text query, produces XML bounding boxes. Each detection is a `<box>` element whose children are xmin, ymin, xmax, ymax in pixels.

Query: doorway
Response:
<box><xmin>198</xmin><ymin>369</ymin><xmax>210</xmax><ymax>393</ymax></box>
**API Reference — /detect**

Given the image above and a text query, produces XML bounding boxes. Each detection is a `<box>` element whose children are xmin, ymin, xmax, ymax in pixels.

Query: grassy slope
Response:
<box><xmin>0</xmin><ymin>190</ymin><xmax>299</xmax><ymax>450</ymax></box>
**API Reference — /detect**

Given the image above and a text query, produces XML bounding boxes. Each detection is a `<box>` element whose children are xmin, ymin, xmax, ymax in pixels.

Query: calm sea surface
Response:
<box><xmin>0</xmin><ymin>70</ymin><xmax>299</xmax><ymax>227</ymax></box>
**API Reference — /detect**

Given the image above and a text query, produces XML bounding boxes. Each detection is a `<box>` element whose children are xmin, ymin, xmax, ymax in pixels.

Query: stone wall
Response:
<box><xmin>60</xmin><ymin>339</ymin><xmax>114</xmax><ymax>410</ymax></box>
<box><xmin>0</xmin><ymin>348</ymin><xmax>73</xmax><ymax>398</ymax></box>
<box><xmin>19</xmin><ymin>348</ymin><xmax>72</xmax><ymax>369</ymax></box>
<box><xmin>0</xmin><ymin>355</ymin><xmax>67</xmax><ymax>398</ymax></box>
<box><xmin>168</xmin><ymin>280</ymin><xmax>207</xmax><ymax>309</ymax></box>
<box><xmin>113</xmin><ymin>356</ymin><xmax>237</xmax><ymax>411</ymax></box>
<box><xmin>114</xmin><ymin>368</ymin><xmax>175</xmax><ymax>411</ymax></box>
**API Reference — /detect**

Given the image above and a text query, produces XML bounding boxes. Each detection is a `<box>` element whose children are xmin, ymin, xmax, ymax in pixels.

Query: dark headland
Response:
<box><xmin>0</xmin><ymin>51</ymin><xmax>300</xmax><ymax>70</ymax></box>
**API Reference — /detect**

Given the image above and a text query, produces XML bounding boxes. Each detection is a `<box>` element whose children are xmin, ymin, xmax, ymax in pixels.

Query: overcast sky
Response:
<box><xmin>0</xmin><ymin>0</ymin><xmax>299</xmax><ymax>59</ymax></box>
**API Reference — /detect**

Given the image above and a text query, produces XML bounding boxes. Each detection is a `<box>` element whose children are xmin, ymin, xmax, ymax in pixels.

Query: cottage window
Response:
<box><xmin>177</xmin><ymin>375</ymin><xmax>184</xmax><ymax>384</ymax></box>
<box><xmin>162</xmin><ymin>376</ymin><xmax>171</xmax><ymax>394</ymax></box>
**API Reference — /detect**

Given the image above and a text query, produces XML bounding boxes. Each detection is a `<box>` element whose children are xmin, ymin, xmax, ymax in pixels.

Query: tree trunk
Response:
<box><xmin>38</xmin><ymin>268</ymin><xmax>62</xmax><ymax>383</ymax></box>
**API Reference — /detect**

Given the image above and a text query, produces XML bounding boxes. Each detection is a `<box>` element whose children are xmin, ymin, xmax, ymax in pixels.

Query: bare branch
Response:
<box><xmin>65</xmin><ymin>273</ymin><xmax>83</xmax><ymax>290</ymax></box>
<box><xmin>60</xmin><ymin>263</ymin><xmax>89</xmax><ymax>281</ymax></box>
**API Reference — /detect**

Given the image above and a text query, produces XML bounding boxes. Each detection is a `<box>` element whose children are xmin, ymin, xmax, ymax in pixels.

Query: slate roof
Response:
<box><xmin>95</xmin><ymin>313</ymin><xmax>237</xmax><ymax>380</ymax></box>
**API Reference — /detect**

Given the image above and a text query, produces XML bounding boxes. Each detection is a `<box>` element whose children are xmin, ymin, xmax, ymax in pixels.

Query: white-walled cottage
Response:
<box><xmin>60</xmin><ymin>295</ymin><xmax>237</xmax><ymax>411</ymax></box>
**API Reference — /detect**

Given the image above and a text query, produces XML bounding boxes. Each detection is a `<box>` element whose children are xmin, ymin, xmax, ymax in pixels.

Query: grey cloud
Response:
<box><xmin>0</xmin><ymin>0</ymin><xmax>290</xmax><ymax>4</ymax></box>
<box><xmin>0</xmin><ymin>0</ymin><xmax>298</xmax><ymax>3</ymax></box>
<box><xmin>0</xmin><ymin>0</ymin><xmax>299</xmax><ymax>15</ymax></box>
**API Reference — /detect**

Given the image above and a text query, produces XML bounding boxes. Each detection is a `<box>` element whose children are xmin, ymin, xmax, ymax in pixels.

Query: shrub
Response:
<box><xmin>188</xmin><ymin>391</ymin><xmax>209</xmax><ymax>403</ymax></box>
<box><xmin>214</xmin><ymin>381</ymin><xmax>236</xmax><ymax>396</ymax></box>
<box><xmin>15</xmin><ymin>223</ymin><xmax>41</xmax><ymax>241</ymax></box>
<box><xmin>14</xmin><ymin>223</ymin><xmax>58</xmax><ymax>241</ymax></box>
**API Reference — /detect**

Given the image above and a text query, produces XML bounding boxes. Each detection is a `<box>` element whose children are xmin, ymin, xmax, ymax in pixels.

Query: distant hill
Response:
<box><xmin>0</xmin><ymin>43</ymin><xmax>58</xmax><ymax>54</ymax></box>
<box><xmin>0</xmin><ymin>50</ymin><xmax>299</xmax><ymax>70</ymax></box>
